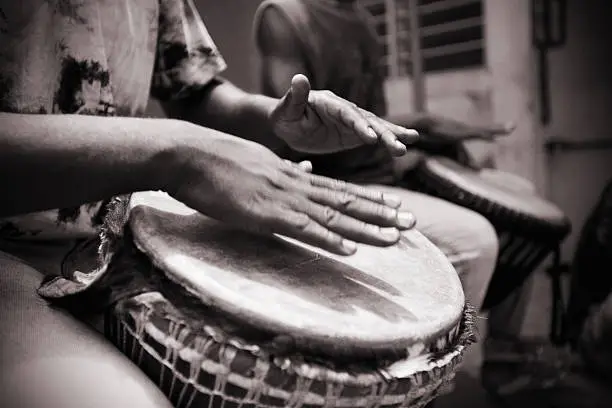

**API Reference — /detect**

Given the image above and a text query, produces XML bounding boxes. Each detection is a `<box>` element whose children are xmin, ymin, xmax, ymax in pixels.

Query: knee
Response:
<box><xmin>0</xmin><ymin>251</ymin><xmax>173</xmax><ymax>408</ymax></box>
<box><xmin>445</xmin><ymin>208</ymin><xmax>499</xmax><ymax>267</ymax></box>
<box><xmin>1</xmin><ymin>357</ymin><xmax>174</xmax><ymax>408</ymax></box>
<box><xmin>464</xmin><ymin>211</ymin><xmax>499</xmax><ymax>262</ymax></box>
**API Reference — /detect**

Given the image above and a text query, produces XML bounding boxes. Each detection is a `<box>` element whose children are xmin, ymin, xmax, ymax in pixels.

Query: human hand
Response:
<box><xmin>269</xmin><ymin>74</ymin><xmax>419</xmax><ymax>156</ymax></box>
<box><xmin>392</xmin><ymin>112</ymin><xmax>514</xmax><ymax>146</ymax></box>
<box><xmin>165</xmin><ymin>128</ymin><xmax>416</xmax><ymax>256</ymax></box>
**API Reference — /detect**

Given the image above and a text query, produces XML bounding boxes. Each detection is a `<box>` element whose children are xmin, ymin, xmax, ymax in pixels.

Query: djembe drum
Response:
<box><xmin>410</xmin><ymin>156</ymin><xmax>571</xmax><ymax>311</ymax></box>
<box><xmin>88</xmin><ymin>191</ymin><xmax>475</xmax><ymax>408</ymax></box>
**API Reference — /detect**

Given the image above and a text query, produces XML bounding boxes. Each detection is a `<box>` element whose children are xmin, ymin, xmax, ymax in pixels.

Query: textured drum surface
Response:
<box><xmin>127</xmin><ymin>191</ymin><xmax>465</xmax><ymax>356</ymax></box>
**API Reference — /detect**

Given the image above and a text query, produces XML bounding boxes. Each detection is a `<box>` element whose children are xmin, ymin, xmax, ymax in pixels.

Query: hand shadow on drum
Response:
<box><xmin>177</xmin><ymin>222</ymin><xmax>419</xmax><ymax>324</ymax></box>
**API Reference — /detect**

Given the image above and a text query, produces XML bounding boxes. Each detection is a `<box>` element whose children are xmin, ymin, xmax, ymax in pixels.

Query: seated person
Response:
<box><xmin>253</xmin><ymin>0</ymin><xmax>508</xmax><ymax>330</ymax></box>
<box><xmin>0</xmin><ymin>0</ymin><xmax>422</xmax><ymax>406</ymax></box>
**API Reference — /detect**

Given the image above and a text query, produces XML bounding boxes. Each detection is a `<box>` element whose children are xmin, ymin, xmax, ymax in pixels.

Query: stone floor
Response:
<box><xmin>433</xmin><ymin>271</ymin><xmax>612</xmax><ymax>408</ymax></box>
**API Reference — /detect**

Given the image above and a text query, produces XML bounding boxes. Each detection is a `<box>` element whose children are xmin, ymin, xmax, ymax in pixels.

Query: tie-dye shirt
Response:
<box><xmin>0</xmin><ymin>0</ymin><xmax>226</xmax><ymax>239</ymax></box>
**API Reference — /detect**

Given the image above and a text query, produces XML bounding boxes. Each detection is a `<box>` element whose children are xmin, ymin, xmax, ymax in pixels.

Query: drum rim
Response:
<box><xmin>415</xmin><ymin>157</ymin><xmax>571</xmax><ymax>237</ymax></box>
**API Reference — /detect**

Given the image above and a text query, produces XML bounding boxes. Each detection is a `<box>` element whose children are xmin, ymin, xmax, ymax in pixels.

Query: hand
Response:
<box><xmin>166</xmin><ymin>129</ymin><xmax>417</xmax><ymax>256</ymax></box>
<box><xmin>392</xmin><ymin>112</ymin><xmax>515</xmax><ymax>145</ymax></box>
<box><xmin>269</xmin><ymin>74</ymin><xmax>419</xmax><ymax>156</ymax></box>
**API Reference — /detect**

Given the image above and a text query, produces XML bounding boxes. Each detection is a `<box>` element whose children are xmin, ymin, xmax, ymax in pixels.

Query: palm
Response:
<box><xmin>273</xmin><ymin>99</ymin><xmax>364</xmax><ymax>154</ymax></box>
<box><xmin>269</xmin><ymin>74</ymin><xmax>419</xmax><ymax>156</ymax></box>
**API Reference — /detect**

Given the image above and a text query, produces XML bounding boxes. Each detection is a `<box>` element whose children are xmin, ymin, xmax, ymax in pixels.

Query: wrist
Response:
<box><xmin>241</xmin><ymin>93</ymin><xmax>278</xmax><ymax>126</ymax></box>
<box><xmin>145</xmin><ymin>119</ymin><xmax>199</xmax><ymax>194</ymax></box>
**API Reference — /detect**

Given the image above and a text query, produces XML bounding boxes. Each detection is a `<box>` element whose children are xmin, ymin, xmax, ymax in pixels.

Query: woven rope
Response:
<box><xmin>105</xmin><ymin>291</ymin><xmax>476</xmax><ymax>408</ymax></box>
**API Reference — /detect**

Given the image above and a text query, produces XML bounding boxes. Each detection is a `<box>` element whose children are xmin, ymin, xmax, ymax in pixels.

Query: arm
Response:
<box><xmin>0</xmin><ymin>111</ymin><xmax>414</xmax><ymax>255</ymax></box>
<box><xmin>161</xmin><ymin>79</ymin><xmax>283</xmax><ymax>151</ymax></box>
<box><xmin>0</xmin><ymin>113</ymin><xmax>180</xmax><ymax>217</ymax></box>
<box><xmin>160</xmin><ymin>6</ymin><xmax>308</xmax><ymax>149</ymax></box>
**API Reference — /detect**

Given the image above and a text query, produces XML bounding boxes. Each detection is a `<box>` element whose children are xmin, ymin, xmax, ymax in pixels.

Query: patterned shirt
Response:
<box><xmin>0</xmin><ymin>0</ymin><xmax>226</xmax><ymax>240</ymax></box>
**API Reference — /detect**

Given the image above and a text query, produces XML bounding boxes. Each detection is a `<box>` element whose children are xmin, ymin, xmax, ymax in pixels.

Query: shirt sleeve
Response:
<box><xmin>151</xmin><ymin>0</ymin><xmax>227</xmax><ymax>102</ymax></box>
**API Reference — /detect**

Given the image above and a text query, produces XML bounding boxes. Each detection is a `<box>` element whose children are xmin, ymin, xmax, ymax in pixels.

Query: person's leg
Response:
<box><xmin>0</xmin><ymin>250</ymin><xmax>173</xmax><ymax>408</ymax></box>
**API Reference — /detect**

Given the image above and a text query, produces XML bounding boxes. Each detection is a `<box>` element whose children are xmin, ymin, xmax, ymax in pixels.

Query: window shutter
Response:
<box><xmin>360</xmin><ymin>0</ymin><xmax>485</xmax><ymax>76</ymax></box>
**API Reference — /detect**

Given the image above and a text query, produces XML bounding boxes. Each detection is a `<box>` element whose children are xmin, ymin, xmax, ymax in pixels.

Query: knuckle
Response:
<box><xmin>322</xmin><ymin>206</ymin><xmax>341</xmax><ymax>226</ymax></box>
<box><xmin>322</xmin><ymin>229</ymin><xmax>343</xmax><ymax>246</ymax></box>
<box><xmin>336</xmin><ymin>192</ymin><xmax>357</xmax><ymax>210</ymax></box>
<box><xmin>290</xmin><ymin>212</ymin><xmax>311</xmax><ymax>230</ymax></box>
<box><xmin>373</xmin><ymin>203</ymin><xmax>396</xmax><ymax>221</ymax></box>
<box><xmin>331</xmin><ymin>178</ymin><xmax>348</xmax><ymax>191</ymax></box>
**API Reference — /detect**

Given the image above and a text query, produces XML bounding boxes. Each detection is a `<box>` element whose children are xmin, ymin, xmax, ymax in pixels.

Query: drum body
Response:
<box><xmin>96</xmin><ymin>191</ymin><xmax>475</xmax><ymax>408</ymax></box>
<box><xmin>411</xmin><ymin>157</ymin><xmax>571</xmax><ymax>308</ymax></box>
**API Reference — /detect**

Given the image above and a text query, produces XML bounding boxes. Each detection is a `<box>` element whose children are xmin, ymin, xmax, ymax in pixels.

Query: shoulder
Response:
<box><xmin>255</xmin><ymin>1</ymin><xmax>302</xmax><ymax>55</ymax></box>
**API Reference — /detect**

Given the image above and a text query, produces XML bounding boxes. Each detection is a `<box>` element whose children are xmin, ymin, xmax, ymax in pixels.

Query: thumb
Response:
<box><xmin>277</xmin><ymin>74</ymin><xmax>311</xmax><ymax>121</ymax></box>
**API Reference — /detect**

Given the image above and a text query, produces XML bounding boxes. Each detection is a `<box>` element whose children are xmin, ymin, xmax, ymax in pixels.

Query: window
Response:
<box><xmin>359</xmin><ymin>0</ymin><xmax>485</xmax><ymax>77</ymax></box>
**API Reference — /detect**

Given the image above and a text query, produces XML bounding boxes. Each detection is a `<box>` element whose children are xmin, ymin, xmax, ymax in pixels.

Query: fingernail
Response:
<box><xmin>381</xmin><ymin>227</ymin><xmax>400</xmax><ymax>241</ymax></box>
<box><xmin>383</xmin><ymin>193</ymin><xmax>402</xmax><ymax>208</ymax></box>
<box><xmin>342</xmin><ymin>239</ymin><xmax>357</xmax><ymax>253</ymax></box>
<box><xmin>367</xmin><ymin>127</ymin><xmax>378</xmax><ymax>140</ymax></box>
<box><xmin>394</xmin><ymin>140</ymin><xmax>407</xmax><ymax>151</ymax></box>
<box><xmin>397</xmin><ymin>212</ymin><xmax>416</xmax><ymax>230</ymax></box>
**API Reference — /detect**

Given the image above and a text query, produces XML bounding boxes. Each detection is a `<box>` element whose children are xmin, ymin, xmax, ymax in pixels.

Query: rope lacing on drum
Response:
<box><xmin>209</xmin><ymin>343</ymin><xmax>237</xmax><ymax>408</ymax></box>
<box><xmin>240</xmin><ymin>356</ymin><xmax>270</xmax><ymax>407</ymax></box>
<box><xmin>284</xmin><ymin>370</ymin><xmax>314</xmax><ymax>408</ymax></box>
<box><xmin>181</xmin><ymin>337</ymin><xmax>215</xmax><ymax>408</ymax></box>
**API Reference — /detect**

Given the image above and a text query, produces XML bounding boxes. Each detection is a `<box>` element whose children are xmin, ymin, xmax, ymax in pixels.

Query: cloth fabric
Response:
<box><xmin>0</xmin><ymin>1</ymin><xmax>224</xmax><ymax>405</ymax></box>
<box><xmin>0</xmin><ymin>249</ymin><xmax>174</xmax><ymax>408</ymax></box>
<box><xmin>0</xmin><ymin>0</ymin><xmax>226</xmax><ymax>241</ymax></box>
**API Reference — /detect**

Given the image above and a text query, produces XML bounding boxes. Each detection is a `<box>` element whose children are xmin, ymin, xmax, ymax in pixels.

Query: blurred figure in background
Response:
<box><xmin>253</xmin><ymin>0</ymin><xmax>516</xmax><ymax>372</ymax></box>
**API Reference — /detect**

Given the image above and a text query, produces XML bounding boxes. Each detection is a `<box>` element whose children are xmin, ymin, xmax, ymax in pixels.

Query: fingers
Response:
<box><xmin>484</xmin><ymin>121</ymin><xmax>516</xmax><ymax>136</ymax></box>
<box><xmin>284</xmin><ymin>159</ymin><xmax>313</xmax><ymax>173</ymax></box>
<box><xmin>266</xmin><ymin>208</ymin><xmax>359</xmax><ymax>256</ymax></box>
<box><xmin>294</xmin><ymin>200</ymin><xmax>402</xmax><ymax>247</ymax></box>
<box><xmin>311</xmin><ymin>91</ymin><xmax>420</xmax><ymax>154</ymax></box>
<box><xmin>449</xmin><ymin>120</ymin><xmax>516</xmax><ymax>141</ymax></box>
<box><xmin>311</xmin><ymin>91</ymin><xmax>377</xmax><ymax>145</ymax></box>
<box><xmin>277</xmin><ymin>74</ymin><xmax>312</xmax><ymax>122</ymax></box>
<box><xmin>283</xmin><ymin>165</ymin><xmax>402</xmax><ymax>208</ymax></box>
<box><xmin>359</xmin><ymin>110</ymin><xmax>419</xmax><ymax>156</ymax></box>
<box><xmin>281</xmin><ymin>166</ymin><xmax>417</xmax><ymax>230</ymax></box>
<box><xmin>377</xmin><ymin>117</ymin><xmax>420</xmax><ymax>145</ymax></box>
<box><xmin>305</xmin><ymin>185</ymin><xmax>417</xmax><ymax>230</ymax></box>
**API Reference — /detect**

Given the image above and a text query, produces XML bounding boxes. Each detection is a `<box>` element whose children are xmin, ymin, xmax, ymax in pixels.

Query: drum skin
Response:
<box><xmin>99</xmin><ymin>191</ymin><xmax>475</xmax><ymax>408</ymax></box>
<box><xmin>127</xmin><ymin>192</ymin><xmax>464</xmax><ymax>357</ymax></box>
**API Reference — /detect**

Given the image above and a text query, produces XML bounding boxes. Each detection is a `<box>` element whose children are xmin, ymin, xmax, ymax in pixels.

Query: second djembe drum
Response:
<box><xmin>411</xmin><ymin>156</ymin><xmax>571</xmax><ymax>309</ymax></box>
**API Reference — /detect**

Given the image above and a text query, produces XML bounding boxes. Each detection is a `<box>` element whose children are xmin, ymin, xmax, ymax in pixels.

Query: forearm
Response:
<box><xmin>385</xmin><ymin>112</ymin><xmax>428</xmax><ymax>130</ymax></box>
<box><xmin>0</xmin><ymin>113</ymin><xmax>184</xmax><ymax>217</ymax></box>
<box><xmin>162</xmin><ymin>80</ymin><xmax>286</xmax><ymax>152</ymax></box>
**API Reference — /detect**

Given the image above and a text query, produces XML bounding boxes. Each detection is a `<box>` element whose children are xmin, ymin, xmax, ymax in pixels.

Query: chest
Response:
<box><xmin>308</xmin><ymin>16</ymin><xmax>380</xmax><ymax>92</ymax></box>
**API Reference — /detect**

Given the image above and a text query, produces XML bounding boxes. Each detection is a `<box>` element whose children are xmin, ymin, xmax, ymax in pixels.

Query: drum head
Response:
<box><xmin>126</xmin><ymin>192</ymin><xmax>464</xmax><ymax>355</ymax></box>
<box><xmin>421</xmin><ymin>157</ymin><xmax>567</xmax><ymax>226</ymax></box>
